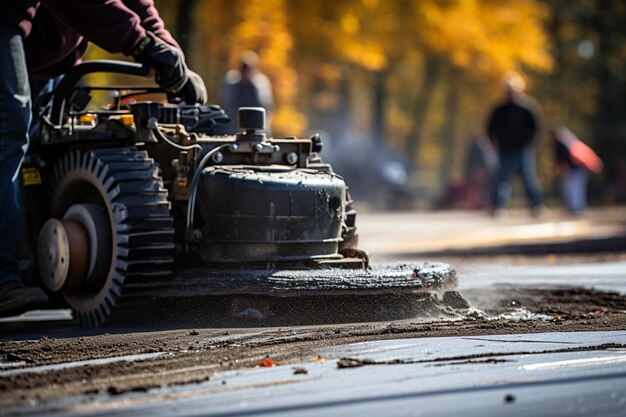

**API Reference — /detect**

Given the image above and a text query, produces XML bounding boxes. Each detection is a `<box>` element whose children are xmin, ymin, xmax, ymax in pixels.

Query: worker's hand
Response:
<box><xmin>133</xmin><ymin>32</ymin><xmax>188</xmax><ymax>93</ymax></box>
<box><xmin>179</xmin><ymin>71</ymin><xmax>208</xmax><ymax>104</ymax></box>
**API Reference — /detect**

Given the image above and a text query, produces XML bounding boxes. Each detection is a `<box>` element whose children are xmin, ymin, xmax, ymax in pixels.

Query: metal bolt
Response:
<box><xmin>192</xmin><ymin>230</ymin><xmax>203</xmax><ymax>242</ymax></box>
<box><xmin>255</xmin><ymin>143</ymin><xmax>264</xmax><ymax>152</ymax></box>
<box><xmin>229</xmin><ymin>143</ymin><xmax>239</xmax><ymax>152</ymax></box>
<box><xmin>212</xmin><ymin>151</ymin><xmax>224</xmax><ymax>163</ymax></box>
<box><xmin>273</xmin><ymin>145</ymin><xmax>281</xmax><ymax>152</ymax></box>
<box><xmin>286</xmin><ymin>152</ymin><xmax>298</xmax><ymax>165</ymax></box>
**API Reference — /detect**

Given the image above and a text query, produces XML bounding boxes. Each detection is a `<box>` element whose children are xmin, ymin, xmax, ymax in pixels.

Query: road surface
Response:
<box><xmin>1</xmin><ymin>208</ymin><xmax>626</xmax><ymax>416</ymax></box>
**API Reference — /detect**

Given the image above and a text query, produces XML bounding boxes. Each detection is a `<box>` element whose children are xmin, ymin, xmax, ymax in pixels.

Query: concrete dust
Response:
<box><xmin>488</xmin><ymin>308</ymin><xmax>553</xmax><ymax>321</ymax></box>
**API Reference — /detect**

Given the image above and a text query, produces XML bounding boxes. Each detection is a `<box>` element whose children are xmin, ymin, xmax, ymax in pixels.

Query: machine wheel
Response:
<box><xmin>45</xmin><ymin>147</ymin><xmax>174</xmax><ymax>326</ymax></box>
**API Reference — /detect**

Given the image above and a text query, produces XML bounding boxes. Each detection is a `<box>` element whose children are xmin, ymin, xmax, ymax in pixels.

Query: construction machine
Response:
<box><xmin>19</xmin><ymin>61</ymin><xmax>456</xmax><ymax>327</ymax></box>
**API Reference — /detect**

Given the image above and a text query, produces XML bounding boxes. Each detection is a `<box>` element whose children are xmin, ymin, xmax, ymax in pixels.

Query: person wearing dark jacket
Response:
<box><xmin>0</xmin><ymin>0</ymin><xmax>206</xmax><ymax>317</ymax></box>
<box><xmin>487</xmin><ymin>73</ymin><xmax>544</xmax><ymax>216</ymax></box>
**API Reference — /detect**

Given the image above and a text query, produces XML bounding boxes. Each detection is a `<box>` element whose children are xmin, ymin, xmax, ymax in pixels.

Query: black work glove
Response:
<box><xmin>179</xmin><ymin>70</ymin><xmax>208</xmax><ymax>104</ymax></box>
<box><xmin>133</xmin><ymin>32</ymin><xmax>188</xmax><ymax>92</ymax></box>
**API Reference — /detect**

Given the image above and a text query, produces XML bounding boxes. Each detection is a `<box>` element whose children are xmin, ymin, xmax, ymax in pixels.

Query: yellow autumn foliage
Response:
<box><xmin>78</xmin><ymin>0</ymin><xmax>556</xmax><ymax>192</ymax></box>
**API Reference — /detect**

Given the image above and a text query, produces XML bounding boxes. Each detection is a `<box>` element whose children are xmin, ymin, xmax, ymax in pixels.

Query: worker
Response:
<box><xmin>487</xmin><ymin>73</ymin><xmax>545</xmax><ymax>217</ymax></box>
<box><xmin>221</xmin><ymin>51</ymin><xmax>274</xmax><ymax>133</ymax></box>
<box><xmin>0</xmin><ymin>0</ymin><xmax>206</xmax><ymax>318</ymax></box>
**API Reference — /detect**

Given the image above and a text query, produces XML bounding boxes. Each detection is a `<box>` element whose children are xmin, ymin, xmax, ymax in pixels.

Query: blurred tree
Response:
<box><xmin>287</xmin><ymin>0</ymin><xmax>552</xmax><ymax>189</ymax></box>
<box><xmin>589</xmin><ymin>0</ymin><xmax>626</xmax><ymax>193</ymax></box>
<box><xmin>404</xmin><ymin>0</ymin><xmax>552</xmax><ymax>182</ymax></box>
<box><xmin>537</xmin><ymin>0</ymin><xmax>626</xmax><ymax>203</ymax></box>
<box><xmin>175</xmin><ymin>0</ymin><xmax>195</xmax><ymax>63</ymax></box>
<box><xmin>194</xmin><ymin>0</ymin><xmax>306</xmax><ymax>136</ymax></box>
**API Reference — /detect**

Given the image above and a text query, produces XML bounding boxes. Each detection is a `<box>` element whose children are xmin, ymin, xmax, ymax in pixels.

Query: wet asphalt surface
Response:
<box><xmin>2</xmin><ymin>327</ymin><xmax>626</xmax><ymax>417</ymax></box>
<box><xmin>46</xmin><ymin>331</ymin><xmax>625</xmax><ymax>417</ymax></box>
<box><xmin>1</xmin><ymin>209</ymin><xmax>626</xmax><ymax>416</ymax></box>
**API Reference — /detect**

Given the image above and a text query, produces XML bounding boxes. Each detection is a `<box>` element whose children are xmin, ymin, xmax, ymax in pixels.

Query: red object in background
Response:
<box><xmin>554</xmin><ymin>127</ymin><xmax>603</xmax><ymax>174</ymax></box>
<box><xmin>568</xmin><ymin>139</ymin><xmax>604</xmax><ymax>173</ymax></box>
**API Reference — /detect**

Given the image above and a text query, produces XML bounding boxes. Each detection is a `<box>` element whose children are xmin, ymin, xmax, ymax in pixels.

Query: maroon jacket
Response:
<box><xmin>1</xmin><ymin>0</ymin><xmax>180</xmax><ymax>80</ymax></box>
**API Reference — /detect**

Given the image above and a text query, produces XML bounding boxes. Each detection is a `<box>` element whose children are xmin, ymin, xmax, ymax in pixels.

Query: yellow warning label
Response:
<box><xmin>22</xmin><ymin>167</ymin><xmax>42</xmax><ymax>186</ymax></box>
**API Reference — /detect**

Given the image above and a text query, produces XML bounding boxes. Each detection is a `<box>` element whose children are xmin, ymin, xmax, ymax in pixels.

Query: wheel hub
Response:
<box><xmin>37</xmin><ymin>203</ymin><xmax>111</xmax><ymax>292</ymax></box>
<box><xmin>38</xmin><ymin>218</ymin><xmax>88</xmax><ymax>291</ymax></box>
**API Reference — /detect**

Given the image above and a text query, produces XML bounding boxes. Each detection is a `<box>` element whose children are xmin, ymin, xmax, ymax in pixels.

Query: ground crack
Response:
<box><xmin>336</xmin><ymin>343</ymin><xmax>626</xmax><ymax>369</ymax></box>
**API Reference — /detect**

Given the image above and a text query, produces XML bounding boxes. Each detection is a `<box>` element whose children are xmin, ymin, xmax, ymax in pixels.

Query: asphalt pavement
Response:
<box><xmin>8</xmin><ymin>331</ymin><xmax>625</xmax><ymax>417</ymax></box>
<box><xmin>2</xmin><ymin>206</ymin><xmax>626</xmax><ymax>417</ymax></box>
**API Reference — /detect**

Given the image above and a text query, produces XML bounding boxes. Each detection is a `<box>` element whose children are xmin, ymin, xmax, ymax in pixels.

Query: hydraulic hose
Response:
<box><xmin>147</xmin><ymin>116</ymin><xmax>230</xmax><ymax>251</ymax></box>
<box><xmin>185</xmin><ymin>143</ymin><xmax>231</xmax><ymax>247</ymax></box>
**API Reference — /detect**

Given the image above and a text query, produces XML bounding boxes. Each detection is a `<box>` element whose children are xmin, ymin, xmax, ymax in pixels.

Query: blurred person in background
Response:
<box><xmin>550</xmin><ymin>124</ymin><xmax>603</xmax><ymax>215</ymax></box>
<box><xmin>487</xmin><ymin>73</ymin><xmax>544</xmax><ymax>217</ymax></box>
<box><xmin>434</xmin><ymin>132</ymin><xmax>496</xmax><ymax>211</ymax></box>
<box><xmin>463</xmin><ymin>133</ymin><xmax>498</xmax><ymax>210</ymax></box>
<box><xmin>221</xmin><ymin>51</ymin><xmax>274</xmax><ymax>133</ymax></box>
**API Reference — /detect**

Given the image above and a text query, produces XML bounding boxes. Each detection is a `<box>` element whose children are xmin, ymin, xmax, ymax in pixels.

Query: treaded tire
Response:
<box><xmin>49</xmin><ymin>147</ymin><xmax>174</xmax><ymax>327</ymax></box>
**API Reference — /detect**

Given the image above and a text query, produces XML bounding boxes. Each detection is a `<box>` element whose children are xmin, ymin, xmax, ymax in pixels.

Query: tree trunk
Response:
<box><xmin>438</xmin><ymin>66</ymin><xmax>461</xmax><ymax>188</ymax></box>
<box><xmin>404</xmin><ymin>57</ymin><xmax>440</xmax><ymax>168</ymax></box>
<box><xmin>176</xmin><ymin>0</ymin><xmax>196</xmax><ymax>65</ymax></box>
<box><xmin>592</xmin><ymin>0</ymin><xmax>625</xmax><ymax>181</ymax></box>
<box><xmin>372</xmin><ymin>69</ymin><xmax>389</xmax><ymax>144</ymax></box>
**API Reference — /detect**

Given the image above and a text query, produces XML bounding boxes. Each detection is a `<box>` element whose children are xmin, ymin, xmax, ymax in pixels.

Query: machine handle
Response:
<box><xmin>49</xmin><ymin>60</ymin><xmax>152</xmax><ymax>126</ymax></box>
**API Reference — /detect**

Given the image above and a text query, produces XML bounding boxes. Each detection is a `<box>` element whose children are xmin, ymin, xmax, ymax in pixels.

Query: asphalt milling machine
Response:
<box><xmin>18</xmin><ymin>60</ymin><xmax>457</xmax><ymax>328</ymax></box>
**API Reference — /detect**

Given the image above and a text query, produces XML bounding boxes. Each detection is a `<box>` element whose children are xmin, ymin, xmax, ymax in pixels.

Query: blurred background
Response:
<box><xmin>87</xmin><ymin>0</ymin><xmax>626</xmax><ymax>211</ymax></box>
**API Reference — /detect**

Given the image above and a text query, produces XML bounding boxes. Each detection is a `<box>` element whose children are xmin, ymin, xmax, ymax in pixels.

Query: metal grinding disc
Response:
<box><xmin>122</xmin><ymin>262</ymin><xmax>458</xmax><ymax>298</ymax></box>
<box><xmin>107</xmin><ymin>262</ymin><xmax>459</xmax><ymax>326</ymax></box>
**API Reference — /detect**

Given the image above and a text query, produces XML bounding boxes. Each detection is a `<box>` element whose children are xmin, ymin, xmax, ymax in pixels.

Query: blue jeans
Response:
<box><xmin>562</xmin><ymin>166</ymin><xmax>589</xmax><ymax>213</ymax></box>
<box><xmin>0</xmin><ymin>25</ymin><xmax>31</xmax><ymax>284</ymax></box>
<box><xmin>492</xmin><ymin>147</ymin><xmax>543</xmax><ymax>210</ymax></box>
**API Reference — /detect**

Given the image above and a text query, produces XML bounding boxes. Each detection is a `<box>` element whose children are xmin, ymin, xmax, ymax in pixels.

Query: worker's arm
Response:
<box><xmin>41</xmin><ymin>0</ymin><xmax>153</xmax><ymax>55</ymax></box>
<box><xmin>41</xmin><ymin>0</ymin><xmax>204</xmax><ymax>101</ymax></box>
<box><xmin>122</xmin><ymin>0</ymin><xmax>182</xmax><ymax>52</ymax></box>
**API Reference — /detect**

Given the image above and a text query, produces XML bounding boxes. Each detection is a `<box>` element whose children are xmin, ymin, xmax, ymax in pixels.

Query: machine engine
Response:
<box><xmin>20</xmin><ymin>60</ymin><xmax>363</xmax><ymax>326</ymax></box>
